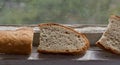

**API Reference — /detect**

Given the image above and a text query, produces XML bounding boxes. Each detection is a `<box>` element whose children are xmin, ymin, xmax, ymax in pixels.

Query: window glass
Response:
<box><xmin>0</xmin><ymin>0</ymin><xmax>119</xmax><ymax>24</ymax></box>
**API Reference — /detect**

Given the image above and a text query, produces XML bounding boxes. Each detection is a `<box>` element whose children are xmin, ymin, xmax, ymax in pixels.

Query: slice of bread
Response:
<box><xmin>37</xmin><ymin>23</ymin><xmax>89</xmax><ymax>55</ymax></box>
<box><xmin>96</xmin><ymin>15</ymin><xmax>120</xmax><ymax>54</ymax></box>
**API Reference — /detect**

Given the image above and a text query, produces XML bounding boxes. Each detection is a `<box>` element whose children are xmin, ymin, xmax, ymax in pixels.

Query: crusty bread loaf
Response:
<box><xmin>37</xmin><ymin>23</ymin><xmax>89</xmax><ymax>55</ymax></box>
<box><xmin>96</xmin><ymin>15</ymin><xmax>120</xmax><ymax>54</ymax></box>
<box><xmin>0</xmin><ymin>27</ymin><xmax>33</xmax><ymax>55</ymax></box>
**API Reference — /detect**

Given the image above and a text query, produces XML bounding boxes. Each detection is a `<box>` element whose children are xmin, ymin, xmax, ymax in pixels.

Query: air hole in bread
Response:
<box><xmin>46</xmin><ymin>45</ymin><xmax>49</xmax><ymax>47</ymax></box>
<box><xmin>45</xmin><ymin>39</ymin><xmax>48</xmax><ymax>42</ymax></box>
<box><xmin>65</xmin><ymin>50</ymin><xmax>69</xmax><ymax>52</ymax></box>
<box><xmin>111</xmin><ymin>21</ymin><xmax>114</xmax><ymax>23</ymax></box>
<box><xmin>77</xmin><ymin>35</ymin><xmax>80</xmax><ymax>38</ymax></box>
<box><xmin>65</xmin><ymin>31</ymin><xmax>70</xmax><ymax>34</ymax></box>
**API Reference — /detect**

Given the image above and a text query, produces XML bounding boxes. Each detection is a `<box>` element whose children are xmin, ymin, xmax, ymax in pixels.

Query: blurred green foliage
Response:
<box><xmin>0</xmin><ymin>0</ymin><xmax>119</xmax><ymax>24</ymax></box>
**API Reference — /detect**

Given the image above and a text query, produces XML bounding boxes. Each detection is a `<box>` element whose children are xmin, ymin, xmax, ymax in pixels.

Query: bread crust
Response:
<box><xmin>0</xmin><ymin>27</ymin><xmax>33</xmax><ymax>55</ymax></box>
<box><xmin>38</xmin><ymin>23</ymin><xmax>90</xmax><ymax>55</ymax></box>
<box><xmin>110</xmin><ymin>15</ymin><xmax>120</xmax><ymax>21</ymax></box>
<box><xmin>96</xmin><ymin>42</ymin><xmax>120</xmax><ymax>55</ymax></box>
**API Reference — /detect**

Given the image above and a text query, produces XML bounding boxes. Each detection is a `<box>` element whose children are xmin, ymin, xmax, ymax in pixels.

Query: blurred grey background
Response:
<box><xmin>0</xmin><ymin>0</ymin><xmax>120</xmax><ymax>24</ymax></box>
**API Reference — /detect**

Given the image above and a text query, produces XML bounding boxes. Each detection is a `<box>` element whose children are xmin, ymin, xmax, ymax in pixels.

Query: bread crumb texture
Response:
<box><xmin>38</xmin><ymin>23</ymin><xmax>89</xmax><ymax>55</ymax></box>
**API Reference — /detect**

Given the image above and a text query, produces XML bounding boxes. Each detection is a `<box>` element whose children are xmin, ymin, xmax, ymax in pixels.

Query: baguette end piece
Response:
<box><xmin>0</xmin><ymin>27</ymin><xmax>33</xmax><ymax>55</ymax></box>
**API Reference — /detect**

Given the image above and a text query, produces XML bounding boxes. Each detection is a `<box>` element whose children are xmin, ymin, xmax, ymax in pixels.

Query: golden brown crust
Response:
<box><xmin>37</xmin><ymin>49</ymin><xmax>86</xmax><ymax>55</ymax></box>
<box><xmin>110</xmin><ymin>15</ymin><xmax>120</xmax><ymax>21</ymax></box>
<box><xmin>96</xmin><ymin>42</ymin><xmax>120</xmax><ymax>55</ymax></box>
<box><xmin>0</xmin><ymin>27</ymin><xmax>33</xmax><ymax>55</ymax></box>
<box><xmin>38</xmin><ymin>23</ymin><xmax>90</xmax><ymax>55</ymax></box>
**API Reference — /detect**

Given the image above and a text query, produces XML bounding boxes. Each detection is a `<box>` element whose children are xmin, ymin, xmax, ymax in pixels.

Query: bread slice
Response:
<box><xmin>96</xmin><ymin>15</ymin><xmax>120</xmax><ymax>54</ymax></box>
<box><xmin>37</xmin><ymin>23</ymin><xmax>89</xmax><ymax>55</ymax></box>
<box><xmin>0</xmin><ymin>27</ymin><xmax>33</xmax><ymax>55</ymax></box>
